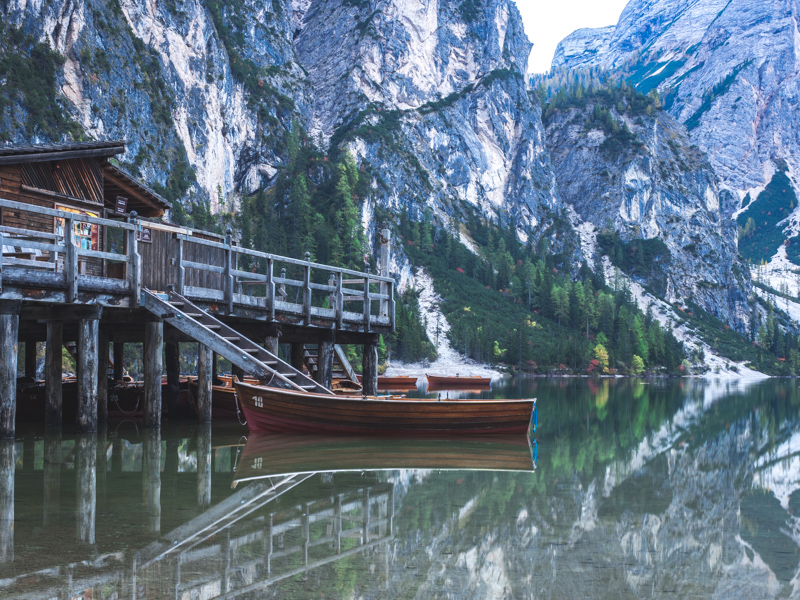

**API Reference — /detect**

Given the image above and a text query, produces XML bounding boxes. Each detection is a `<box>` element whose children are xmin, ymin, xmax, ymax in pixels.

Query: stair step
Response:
<box><xmin>169</xmin><ymin>301</ymin><xmax>185</xmax><ymax>307</ymax></box>
<box><xmin>242</xmin><ymin>348</ymin><xmax>259</xmax><ymax>354</ymax></box>
<box><xmin>299</xmin><ymin>385</ymin><xmax>317</xmax><ymax>390</ymax></box>
<box><xmin>265</xmin><ymin>360</ymin><xmax>278</xmax><ymax>366</ymax></box>
<box><xmin>206</xmin><ymin>325</ymin><xmax>221</xmax><ymax>331</ymax></box>
<box><xmin>224</xmin><ymin>337</ymin><xmax>241</xmax><ymax>342</ymax></box>
<box><xmin>186</xmin><ymin>313</ymin><xmax>204</xmax><ymax>318</ymax></box>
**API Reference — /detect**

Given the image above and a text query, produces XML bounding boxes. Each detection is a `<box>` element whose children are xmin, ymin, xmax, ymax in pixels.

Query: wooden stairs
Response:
<box><xmin>142</xmin><ymin>289</ymin><xmax>334</xmax><ymax>395</ymax></box>
<box><xmin>302</xmin><ymin>343</ymin><xmax>359</xmax><ymax>384</ymax></box>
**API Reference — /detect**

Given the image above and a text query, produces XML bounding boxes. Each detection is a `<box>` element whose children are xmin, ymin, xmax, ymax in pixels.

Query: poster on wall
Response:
<box><xmin>54</xmin><ymin>205</ymin><xmax>99</xmax><ymax>250</ymax></box>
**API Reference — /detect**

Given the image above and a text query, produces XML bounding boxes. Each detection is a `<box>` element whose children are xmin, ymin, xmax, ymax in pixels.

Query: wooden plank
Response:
<box><xmin>0</xmin><ymin>197</ymin><xmax>136</xmax><ymax>229</ymax></box>
<box><xmin>0</xmin><ymin>146</ymin><xmax>124</xmax><ymax>165</ymax></box>
<box><xmin>197</xmin><ymin>344</ymin><xmax>213</xmax><ymax>424</ymax></box>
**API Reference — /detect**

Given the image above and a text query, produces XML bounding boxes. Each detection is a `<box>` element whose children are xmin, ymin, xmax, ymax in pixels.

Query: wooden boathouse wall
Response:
<box><xmin>0</xmin><ymin>141</ymin><xmax>396</xmax><ymax>437</ymax></box>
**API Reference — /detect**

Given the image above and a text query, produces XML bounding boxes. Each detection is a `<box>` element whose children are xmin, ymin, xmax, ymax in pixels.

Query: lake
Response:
<box><xmin>0</xmin><ymin>377</ymin><xmax>797</xmax><ymax>598</ymax></box>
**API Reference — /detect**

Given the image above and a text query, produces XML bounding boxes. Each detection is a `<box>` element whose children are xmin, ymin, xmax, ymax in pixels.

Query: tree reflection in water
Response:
<box><xmin>0</xmin><ymin>379</ymin><xmax>798</xmax><ymax>598</ymax></box>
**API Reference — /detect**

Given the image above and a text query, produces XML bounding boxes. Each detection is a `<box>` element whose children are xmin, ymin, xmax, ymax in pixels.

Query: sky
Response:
<box><xmin>516</xmin><ymin>0</ymin><xmax>629</xmax><ymax>73</ymax></box>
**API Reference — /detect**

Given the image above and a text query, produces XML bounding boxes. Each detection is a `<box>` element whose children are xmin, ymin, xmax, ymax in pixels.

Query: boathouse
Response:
<box><xmin>0</xmin><ymin>141</ymin><xmax>395</xmax><ymax>437</ymax></box>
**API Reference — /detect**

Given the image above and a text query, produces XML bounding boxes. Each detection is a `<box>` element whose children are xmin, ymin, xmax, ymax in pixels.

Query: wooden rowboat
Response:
<box><xmin>234</xmin><ymin>379</ymin><xmax>536</xmax><ymax>435</ymax></box>
<box><xmin>426</xmin><ymin>374</ymin><xmax>491</xmax><ymax>390</ymax></box>
<box><xmin>356</xmin><ymin>375</ymin><xmax>419</xmax><ymax>390</ymax></box>
<box><xmin>187</xmin><ymin>375</ymin><xmax>259</xmax><ymax>421</ymax></box>
<box><xmin>233</xmin><ymin>433</ymin><xmax>537</xmax><ymax>485</ymax></box>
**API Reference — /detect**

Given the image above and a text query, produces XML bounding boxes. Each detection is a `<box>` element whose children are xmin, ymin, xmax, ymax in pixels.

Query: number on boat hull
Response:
<box><xmin>254</xmin><ymin>396</ymin><xmax>263</xmax><ymax>408</ymax></box>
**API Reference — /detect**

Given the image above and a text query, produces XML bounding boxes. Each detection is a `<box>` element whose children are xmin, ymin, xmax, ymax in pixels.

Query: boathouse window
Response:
<box><xmin>54</xmin><ymin>205</ymin><xmax>99</xmax><ymax>251</ymax></box>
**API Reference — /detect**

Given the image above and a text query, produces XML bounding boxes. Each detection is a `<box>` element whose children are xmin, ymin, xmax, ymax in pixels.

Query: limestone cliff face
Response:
<box><xmin>546</xmin><ymin>93</ymin><xmax>750</xmax><ymax>330</ymax></box>
<box><xmin>552</xmin><ymin>0</ymin><xmax>800</xmax><ymax>225</ymax></box>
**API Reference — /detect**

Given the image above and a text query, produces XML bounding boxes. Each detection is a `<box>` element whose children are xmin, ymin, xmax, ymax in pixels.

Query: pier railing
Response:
<box><xmin>0</xmin><ymin>198</ymin><xmax>394</xmax><ymax>331</ymax></box>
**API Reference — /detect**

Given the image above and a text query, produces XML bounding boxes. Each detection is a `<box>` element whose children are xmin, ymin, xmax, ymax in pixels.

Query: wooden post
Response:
<box><xmin>113</xmin><ymin>341</ymin><xmax>124</xmax><ymax>381</ymax></box>
<box><xmin>266</xmin><ymin>258</ymin><xmax>275</xmax><ymax>321</ymax></box>
<box><xmin>0</xmin><ymin>441</ymin><xmax>13</xmax><ymax>563</ymax></box>
<box><xmin>379</xmin><ymin>228</ymin><xmax>391</xmax><ymax>319</ymax></box>
<box><xmin>303</xmin><ymin>252</ymin><xmax>312</xmax><ymax>326</ymax></box>
<box><xmin>46</xmin><ymin>321</ymin><xmax>63</xmax><ymax>428</ymax></box>
<box><xmin>65</xmin><ymin>217</ymin><xmax>78</xmax><ymax>303</ymax></box>
<box><xmin>224</xmin><ymin>231</ymin><xmax>234</xmax><ymax>314</ymax></box>
<box><xmin>24</xmin><ymin>340</ymin><xmax>36</xmax><ymax>379</ymax></box>
<box><xmin>98</xmin><ymin>329</ymin><xmax>109</xmax><ymax>425</ymax></box>
<box><xmin>75</xmin><ymin>434</ymin><xmax>97</xmax><ymax>544</ymax></box>
<box><xmin>43</xmin><ymin>431</ymin><xmax>61</xmax><ymax>526</ymax></box>
<box><xmin>362</xmin><ymin>338</ymin><xmax>378</xmax><ymax>396</ymax></box>
<box><xmin>165</xmin><ymin>342</ymin><xmax>181</xmax><ymax>419</ymax></box>
<box><xmin>143</xmin><ymin>429</ymin><xmax>162</xmax><ymax>533</ymax></box>
<box><xmin>128</xmin><ymin>212</ymin><xmax>141</xmax><ymax>307</ymax></box>
<box><xmin>196</xmin><ymin>424</ymin><xmax>212</xmax><ymax>508</ymax></box>
<box><xmin>196</xmin><ymin>343</ymin><xmax>213</xmax><ymax>423</ymax></box>
<box><xmin>173</xmin><ymin>232</ymin><xmax>185</xmax><ymax>294</ymax></box>
<box><xmin>363</xmin><ymin>271</ymin><xmax>371</xmax><ymax>331</ymax></box>
<box><xmin>76</xmin><ymin>314</ymin><xmax>100</xmax><ymax>433</ymax></box>
<box><xmin>291</xmin><ymin>342</ymin><xmax>306</xmax><ymax>373</ymax></box>
<box><xmin>0</xmin><ymin>301</ymin><xmax>20</xmax><ymax>439</ymax></box>
<box><xmin>317</xmin><ymin>339</ymin><xmax>335</xmax><ymax>389</ymax></box>
<box><xmin>143</xmin><ymin>321</ymin><xmax>163</xmax><ymax>428</ymax></box>
<box><xmin>265</xmin><ymin>324</ymin><xmax>280</xmax><ymax>356</ymax></box>
<box><xmin>336</xmin><ymin>271</ymin><xmax>344</xmax><ymax>330</ymax></box>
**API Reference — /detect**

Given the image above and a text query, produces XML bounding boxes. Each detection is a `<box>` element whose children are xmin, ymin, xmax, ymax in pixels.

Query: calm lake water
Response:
<box><xmin>1</xmin><ymin>377</ymin><xmax>799</xmax><ymax>598</ymax></box>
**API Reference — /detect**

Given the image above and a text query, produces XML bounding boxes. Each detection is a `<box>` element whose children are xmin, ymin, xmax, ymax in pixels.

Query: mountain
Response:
<box><xmin>544</xmin><ymin>82</ymin><xmax>750</xmax><ymax>329</ymax></box>
<box><xmin>551</xmin><ymin>0</ymin><xmax>800</xmax><ymax>265</ymax></box>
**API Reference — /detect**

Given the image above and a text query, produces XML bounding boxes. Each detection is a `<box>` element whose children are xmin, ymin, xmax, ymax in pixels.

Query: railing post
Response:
<box><xmin>336</xmin><ymin>272</ymin><xmax>344</xmax><ymax>330</ymax></box>
<box><xmin>127</xmin><ymin>212</ymin><xmax>141</xmax><ymax>306</ymax></box>
<box><xmin>266</xmin><ymin>258</ymin><xmax>275</xmax><ymax>320</ymax></box>
<box><xmin>0</xmin><ymin>231</ymin><xmax>4</xmax><ymax>295</ymax></box>
<box><xmin>303</xmin><ymin>252</ymin><xmax>312</xmax><ymax>326</ymax></box>
<box><xmin>362</xmin><ymin>269</ymin><xmax>371</xmax><ymax>331</ymax></box>
<box><xmin>65</xmin><ymin>217</ymin><xmax>78</xmax><ymax>303</ymax></box>
<box><xmin>389</xmin><ymin>280</ymin><xmax>396</xmax><ymax>331</ymax></box>
<box><xmin>379</xmin><ymin>228</ymin><xmax>391</xmax><ymax>319</ymax></box>
<box><xmin>173</xmin><ymin>232</ymin><xmax>185</xmax><ymax>294</ymax></box>
<box><xmin>224</xmin><ymin>229</ymin><xmax>234</xmax><ymax>314</ymax></box>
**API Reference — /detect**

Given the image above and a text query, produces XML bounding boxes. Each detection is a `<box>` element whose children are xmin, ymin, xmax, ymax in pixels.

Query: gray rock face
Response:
<box><xmin>546</xmin><ymin>94</ymin><xmax>750</xmax><ymax>330</ymax></box>
<box><xmin>552</xmin><ymin>0</ymin><xmax>800</xmax><ymax>222</ymax></box>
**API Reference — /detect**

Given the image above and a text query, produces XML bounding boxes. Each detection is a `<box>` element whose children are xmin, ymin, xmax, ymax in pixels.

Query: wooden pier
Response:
<box><xmin>0</xmin><ymin>141</ymin><xmax>395</xmax><ymax>435</ymax></box>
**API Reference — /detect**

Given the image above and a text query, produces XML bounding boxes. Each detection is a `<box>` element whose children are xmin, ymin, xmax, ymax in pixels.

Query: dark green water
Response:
<box><xmin>1</xmin><ymin>377</ymin><xmax>799</xmax><ymax>599</ymax></box>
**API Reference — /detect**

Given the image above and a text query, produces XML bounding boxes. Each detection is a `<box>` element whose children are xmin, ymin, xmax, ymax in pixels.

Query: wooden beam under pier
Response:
<box><xmin>0</xmin><ymin>300</ymin><xmax>20</xmax><ymax>439</ymax></box>
<box><xmin>45</xmin><ymin>320</ymin><xmax>62</xmax><ymax>427</ymax></box>
<box><xmin>143</xmin><ymin>321</ymin><xmax>163</xmax><ymax>428</ymax></box>
<box><xmin>76</xmin><ymin>309</ymin><xmax>101</xmax><ymax>433</ymax></box>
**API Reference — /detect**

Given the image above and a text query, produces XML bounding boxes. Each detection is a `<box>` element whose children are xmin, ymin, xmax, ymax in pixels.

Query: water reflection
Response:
<box><xmin>2</xmin><ymin>379</ymin><xmax>800</xmax><ymax>598</ymax></box>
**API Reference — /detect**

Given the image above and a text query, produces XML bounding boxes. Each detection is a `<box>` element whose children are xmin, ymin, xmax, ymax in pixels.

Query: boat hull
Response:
<box><xmin>426</xmin><ymin>374</ymin><xmax>491</xmax><ymax>390</ymax></box>
<box><xmin>234</xmin><ymin>380</ymin><xmax>535</xmax><ymax>435</ymax></box>
<box><xmin>234</xmin><ymin>433</ymin><xmax>536</xmax><ymax>483</ymax></box>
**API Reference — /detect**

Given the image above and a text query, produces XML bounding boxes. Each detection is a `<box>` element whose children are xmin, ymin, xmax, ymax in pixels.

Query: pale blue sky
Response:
<box><xmin>516</xmin><ymin>0</ymin><xmax>629</xmax><ymax>73</ymax></box>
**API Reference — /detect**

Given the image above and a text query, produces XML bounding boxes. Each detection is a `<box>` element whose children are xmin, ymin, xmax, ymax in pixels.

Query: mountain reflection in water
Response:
<box><xmin>0</xmin><ymin>378</ymin><xmax>799</xmax><ymax>598</ymax></box>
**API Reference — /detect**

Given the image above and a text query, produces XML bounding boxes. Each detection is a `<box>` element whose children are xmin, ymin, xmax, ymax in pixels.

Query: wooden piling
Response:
<box><xmin>0</xmin><ymin>301</ymin><xmax>20</xmax><ymax>439</ymax></box>
<box><xmin>24</xmin><ymin>340</ymin><xmax>36</xmax><ymax>380</ymax></box>
<box><xmin>75</xmin><ymin>434</ymin><xmax>97</xmax><ymax>544</ymax></box>
<box><xmin>76</xmin><ymin>315</ymin><xmax>100</xmax><ymax>433</ymax></box>
<box><xmin>143</xmin><ymin>321</ymin><xmax>163</xmax><ymax>428</ymax></box>
<box><xmin>143</xmin><ymin>429</ymin><xmax>162</xmax><ymax>533</ymax></box>
<box><xmin>46</xmin><ymin>321</ymin><xmax>63</xmax><ymax>428</ymax></box>
<box><xmin>196</xmin><ymin>343</ymin><xmax>213</xmax><ymax>423</ymax></box>
<box><xmin>43</xmin><ymin>431</ymin><xmax>61</xmax><ymax>526</ymax></box>
<box><xmin>165</xmin><ymin>342</ymin><xmax>181</xmax><ymax>419</ymax></box>
<box><xmin>196</xmin><ymin>424</ymin><xmax>212</xmax><ymax>508</ymax></box>
<box><xmin>0</xmin><ymin>441</ymin><xmax>13</xmax><ymax>563</ymax></box>
<box><xmin>98</xmin><ymin>329</ymin><xmax>109</xmax><ymax>425</ymax></box>
<box><xmin>317</xmin><ymin>340</ymin><xmax>335</xmax><ymax>389</ymax></box>
<box><xmin>113</xmin><ymin>341</ymin><xmax>124</xmax><ymax>381</ymax></box>
<box><xmin>265</xmin><ymin>324</ymin><xmax>281</xmax><ymax>356</ymax></box>
<box><xmin>362</xmin><ymin>339</ymin><xmax>378</xmax><ymax>396</ymax></box>
<box><xmin>291</xmin><ymin>342</ymin><xmax>306</xmax><ymax>373</ymax></box>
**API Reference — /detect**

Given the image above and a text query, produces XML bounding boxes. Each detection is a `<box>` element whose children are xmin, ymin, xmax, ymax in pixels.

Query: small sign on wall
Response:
<box><xmin>115</xmin><ymin>196</ymin><xmax>128</xmax><ymax>214</ymax></box>
<box><xmin>137</xmin><ymin>227</ymin><xmax>153</xmax><ymax>243</ymax></box>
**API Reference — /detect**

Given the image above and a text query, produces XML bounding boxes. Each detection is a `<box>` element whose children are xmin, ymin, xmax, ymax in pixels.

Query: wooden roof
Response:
<box><xmin>0</xmin><ymin>140</ymin><xmax>125</xmax><ymax>164</ymax></box>
<box><xmin>102</xmin><ymin>162</ymin><xmax>171</xmax><ymax>217</ymax></box>
<box><xmin>0</xmin><ymin>140</ymin><xmax>171</xmax><ymax>218</ymax></box>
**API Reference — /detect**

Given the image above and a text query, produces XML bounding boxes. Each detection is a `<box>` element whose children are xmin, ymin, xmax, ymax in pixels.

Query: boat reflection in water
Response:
<box><xmin>0</xmin><ymin>425</ymin><xmax>536</xmax><ymax>599</ymax></box>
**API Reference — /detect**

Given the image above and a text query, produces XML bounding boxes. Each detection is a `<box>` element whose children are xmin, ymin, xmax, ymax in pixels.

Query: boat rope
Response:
<box><xmin>232</xmin><ymin>435</ymin><xmax>247</xmax><ymax>473</ymax></box>
<box><xmin>234</xmin><ymin>390</ymin><xmax>247</xmax><ymax>426</ymax></box>
<box><xmin>110</xmin><ymin>387</ymin><xmax>141</xmax><ymax>415</ymax></box>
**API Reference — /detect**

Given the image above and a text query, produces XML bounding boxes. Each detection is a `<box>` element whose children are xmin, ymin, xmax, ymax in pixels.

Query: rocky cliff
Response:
<box><xmin>545</xmin><ymin>84</ymin><xmax>750</xmax><ymax>328</ymax></box>
<box><xmin>551</xmin><ymin>0</ymin><xmax>800</xmax><ymax>266</ymax></box>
